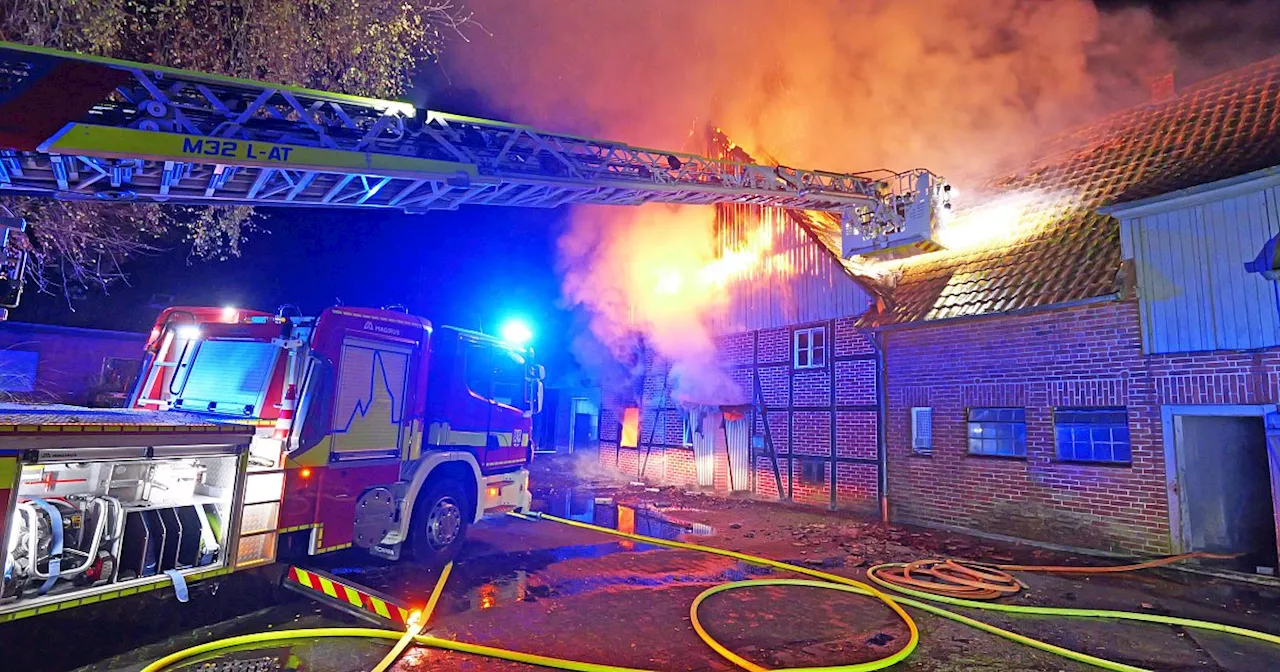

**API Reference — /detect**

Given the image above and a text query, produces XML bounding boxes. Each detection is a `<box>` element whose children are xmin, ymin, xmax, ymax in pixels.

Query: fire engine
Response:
<box><xmin>0</xmin><ymin>41</ymin><xmax>947</xmax><ymax>623</ymax></box>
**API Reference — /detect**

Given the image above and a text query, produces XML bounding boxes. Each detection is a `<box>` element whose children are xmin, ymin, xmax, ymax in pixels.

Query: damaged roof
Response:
<box><xmin>792</xmin><ymin>55</ymin><xmax>1280</xmax><ymax>326</ymax></box>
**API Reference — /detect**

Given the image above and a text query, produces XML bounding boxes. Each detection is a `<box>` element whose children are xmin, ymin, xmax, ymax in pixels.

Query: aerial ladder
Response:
<box><xmin>0</xmin><ymin>42</ymin><xmax>947</xmax><ymax>278</ymax></box>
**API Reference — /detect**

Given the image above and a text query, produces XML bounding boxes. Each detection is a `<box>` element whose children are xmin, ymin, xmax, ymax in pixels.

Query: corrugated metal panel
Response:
<box><xmin>708</xmin><ymin>205</ymin><xmax>871</xmax><ymax>334</ymax></box>
<box><xmin>1124</xmin><ymin>187</ymin><xmax>1280</xmax><ymax>353</ymax></box>
<box><xmin>330</xmin><ymin>339</ymin><xmax>409</xmax><ymax>455</ymax></box>
<box><xmin>692</xmin><ymin>410</ymin><xmax>716</xmax><ymax>487</ymax></box>
<box><xmin>724</xmin><ymin>414</ymin><xmax>750</xmax><ymax>492</ymax></box>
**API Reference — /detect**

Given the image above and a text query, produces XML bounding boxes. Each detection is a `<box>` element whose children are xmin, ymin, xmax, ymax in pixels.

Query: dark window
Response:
<box><xmin>466</xmin><ymin>345</ymin><xmax>527</xmax><ymax>409</ymax></box>
<box><xmin>794</xmin><ymin>326</ymin><xmax>826</xmax><ymax>369</ymax></box>
<box><xmin>967</xmin><ymin>408</ymin><xmax>1027</xmax><ymax>457</ymax></box>
<box><xmin>799</xmin><ymin>459</ymin><xmax>825</xmax><ymax>485</ymax></box>
<box><xmin>464</xmin><ymin>345</ymin><xmax>492</xmax><ymax>400</ymax></box>
<box><xmin>101</xmin><ymin>356</ymin><xmax>141</xmax><ymax>393</ymax></box>
<box><xmin>0</xmin><ymin>349</ymin><xmax>37</xmax><ymax>393</ymax></box>
<box><xmin>1054</xmin><ymin>408</ymin><xmax>1131</xmax><ymax>463</ymax></box>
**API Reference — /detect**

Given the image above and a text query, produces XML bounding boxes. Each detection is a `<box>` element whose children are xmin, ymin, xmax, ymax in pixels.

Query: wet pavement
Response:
<box><xmin>9</xmin><ymin>454</ymin><xmax>1280</xmax><ymax>671</ymax></box>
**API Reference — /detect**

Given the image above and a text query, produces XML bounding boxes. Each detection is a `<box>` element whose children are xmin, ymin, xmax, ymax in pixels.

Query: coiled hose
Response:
<box><xmin>140</xmin><ymin>511</ymin><xmax>1280</xmax><ymax>672</ymax></box>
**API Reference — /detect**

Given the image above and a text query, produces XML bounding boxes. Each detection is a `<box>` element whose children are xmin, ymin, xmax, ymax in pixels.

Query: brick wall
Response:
<box><xmin>884</xmin><ymin>299</ymin><xmax>1280</xmax><ymax>555</ymax></box>
<box><xmin>0</xmin><ymin>323</ymin><xmax>146</xmax><ymax>405</ymax></box>
<box><xmin>599</xmin><ymin>320</ymin><xmax>881</xmax><ymax>513</ymax></box>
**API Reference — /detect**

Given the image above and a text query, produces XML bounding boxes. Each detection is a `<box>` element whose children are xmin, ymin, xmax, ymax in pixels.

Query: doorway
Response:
<box><xmin>1166</xmin><ymin>406</ymin><xmax>1279</xmax><ymax>574</ymax></box>
<box><xmin>568</xmin><ymin>397</ymin><xmax>597</xmax><ymax>455</ymax></box>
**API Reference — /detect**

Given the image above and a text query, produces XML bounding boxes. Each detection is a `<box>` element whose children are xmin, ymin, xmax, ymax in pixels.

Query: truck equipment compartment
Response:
<box><xmin>0</xmin><ymin>404</ymin><xmax>256</xmax><ymax>616</ymax></box>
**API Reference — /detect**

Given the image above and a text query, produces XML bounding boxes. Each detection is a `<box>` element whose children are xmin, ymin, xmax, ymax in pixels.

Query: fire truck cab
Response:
<box><xmin>132</xmin><ymin>304</ymin><xmax>540</xmax><ymax>565</ymax></box>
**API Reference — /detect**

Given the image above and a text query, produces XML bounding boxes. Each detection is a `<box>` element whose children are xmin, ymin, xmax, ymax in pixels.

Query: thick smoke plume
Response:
<box><xmin>445</xmin><ymin>0</ymin><xmax>1277</xmax><ymax>399</ymax></box>
<box><xmin>557</xmin><ymin>204</ymin><xmax>748</xmax><ymax>405</ymax></box>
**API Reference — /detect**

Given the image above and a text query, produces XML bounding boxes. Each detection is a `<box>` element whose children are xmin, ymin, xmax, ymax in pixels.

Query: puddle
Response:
<box><xmin>536</xmin><ymin>487</ymin><xmax>716</xmax><ymax>540</ymax></box>
<box><xmin>307</xmin><ymin>490</ymin><xmax>723</xmax><ymax>621</ymax></box>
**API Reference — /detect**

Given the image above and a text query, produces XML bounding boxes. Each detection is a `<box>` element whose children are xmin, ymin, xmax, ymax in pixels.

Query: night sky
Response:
<box><xmin>9</xmin><ymin>0</ymin><xmax>1276</xmax><ymax>387</ymax></box>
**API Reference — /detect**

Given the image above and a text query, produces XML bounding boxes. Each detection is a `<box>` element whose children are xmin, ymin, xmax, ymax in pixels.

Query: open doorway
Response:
<box><xmin>1167</xmin><ymin>406</ymin><xmax>1279</xmax><ymax>574</ymax></box>
<box><xmin>568</xmin><ymin>397</ymin><xmax>597</xmax><ymax>455</ymax></box>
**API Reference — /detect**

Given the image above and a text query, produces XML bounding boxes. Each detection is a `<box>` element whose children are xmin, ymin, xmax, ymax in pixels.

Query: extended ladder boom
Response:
<box><xmin>0</xmin><ymin>42</ymin><xmax>941</xmax><ymax>225</ymax></box>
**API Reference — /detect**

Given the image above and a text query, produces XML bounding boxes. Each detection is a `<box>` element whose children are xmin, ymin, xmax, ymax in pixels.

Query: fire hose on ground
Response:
<box><xmin>140</xmin><ymin>511</ymin><xmax>1280</xmax><ymax>672</ymax></box>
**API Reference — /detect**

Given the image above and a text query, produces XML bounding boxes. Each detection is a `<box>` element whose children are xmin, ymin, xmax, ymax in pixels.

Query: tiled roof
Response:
<box><xmin>825</xmin><ymin>54</ymin><xmax>1280</xmax><ymax>326</ymax></box>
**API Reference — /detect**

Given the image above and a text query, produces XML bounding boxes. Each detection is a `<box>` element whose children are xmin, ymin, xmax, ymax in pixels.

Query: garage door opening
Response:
<box><xmin>1173</xmin><ymin>413</ymin><xmax>1278</xmax><ymax>574</ymax></box>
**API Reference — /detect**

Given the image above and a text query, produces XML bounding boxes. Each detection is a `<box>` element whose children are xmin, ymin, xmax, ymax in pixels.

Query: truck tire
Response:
<box><xmin>408</xmin><ymin>479</ymin><xmax>470</xmax><ymax>566</ymax></box>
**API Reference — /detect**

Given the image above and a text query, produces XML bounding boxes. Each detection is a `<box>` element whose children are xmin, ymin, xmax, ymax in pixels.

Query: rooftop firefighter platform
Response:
<box><xmin>841</xmin><ymin>170</ymin><xmax>952</xmax><ymax>260</ymax></box>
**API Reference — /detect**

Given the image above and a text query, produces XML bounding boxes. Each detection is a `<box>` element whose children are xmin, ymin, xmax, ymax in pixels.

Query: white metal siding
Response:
<box><xmin>708</xmin><ymin>206</ymin><xmax>871</xmax><ymax>334</ymax></box>
<box><xmin>1122</xmin><ymin>187</ymin><xmax>1280</xmax><ymax>353</ymax></box>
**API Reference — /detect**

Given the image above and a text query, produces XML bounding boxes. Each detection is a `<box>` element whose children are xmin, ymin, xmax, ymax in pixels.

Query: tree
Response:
<box><xmin>0</xmin><ymin>0</ymin><xmax>473</xmax><ymax>302</ymax></box>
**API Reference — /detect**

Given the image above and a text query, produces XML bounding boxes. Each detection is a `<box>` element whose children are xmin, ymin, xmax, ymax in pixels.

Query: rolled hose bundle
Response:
<box><xmin>142</xmin><ymin>511</ymin><xmax>1280</xmax><ymax>672</ymax></box>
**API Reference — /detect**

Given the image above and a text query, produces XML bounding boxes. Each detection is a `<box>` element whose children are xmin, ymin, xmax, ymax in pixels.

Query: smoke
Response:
<box><xmin>557</xmin><ymin>204</ymin><xmax>747</xmax><ymax>404</ymax></box>
<box><xmin>443</xmin><ymin>0</ymin><xmax>1277</xmax><ymax>398</ymax></box>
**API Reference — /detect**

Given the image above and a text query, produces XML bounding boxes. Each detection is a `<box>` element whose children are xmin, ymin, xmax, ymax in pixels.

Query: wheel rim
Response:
<box><xmin>426</xmin><ymin>496</ymin><xmax>463</xmax><ymax>550</ymax></box>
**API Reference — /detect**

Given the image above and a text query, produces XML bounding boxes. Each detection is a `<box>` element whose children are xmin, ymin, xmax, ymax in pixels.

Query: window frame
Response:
<box><xmin>966</xmin><ymin>407</ymin><xmax>1028</xmax><ymax>458</ymax></box>
<box><xmin>681</xmin><ymin>409</ymin><xmax>695</xmax><ymax>446</ymax></box>
<box><xmin>910</xmin><ymin>407</ymin><xmax>932</xmax><ymax>455</ymax></box>
<box><xmin>1053</xmin><ymin>407</ymin><xmax>1132</xmax><ymax>465</ymax></box>
<box><xmin>793</xmin><ymin>326</ymin><xmax>827</xmax><ymax>370</ymax></box>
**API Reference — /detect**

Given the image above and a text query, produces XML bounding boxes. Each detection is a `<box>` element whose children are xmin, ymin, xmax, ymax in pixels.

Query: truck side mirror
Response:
<box><xmin>529</xmin><ymin>364</ymin><xmax>546</xmax><ymax>381</ymax></box>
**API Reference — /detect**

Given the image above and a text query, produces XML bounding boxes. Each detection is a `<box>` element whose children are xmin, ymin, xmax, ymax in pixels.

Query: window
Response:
<box><xmin>173</xmin><ymin>340</ymin><xmax>277</xmax><ymax>415</ymax></box>
<box><xmin>0</xmin><ymin>349</ymin><xmax>37</xmax><ymax>392</ymax></box>
<box><xmin>911</xmin><ymin>407</ymin><xmax>932</xmax><ymax>454</ymax></box>
<box><xmin>967</xmin><ymin>408</ymin><xmax>1027</xmax><ymax>457</ymax></box>
<box><xmin>620</xmin><ymin>407</ymin><xmax>640</xmax><ymax>448</ymax></box>
<box><xmin>794</xmin><ymin>326</ymin><xmax>826</xmax><ymax>369</ymax></box>
<box><xmin>1054</xmin><ymin>408</ymin><xmax>1131</xmax><ymax>463</ymax></box>
<box><xmin>799</xmin><ymin>458</ymin><xmax>825</xmax><ymax>485</ymax></box>
<box><xmin>491</xmin><ymin>348</ymin><xmax>526</xmax><ymax>408</ymax></box>
<box><xmin>682</xmin><ymin>409</ymin><xmax>695</xmax><ymax>446</ymax></box>
<box><xmin>100</xmin><ymin>356</ymin><xmax>141</xmax><ymax>393</ymax></box>
<box><xmin>464</xmin><ymin>345</ymin><xmax>492</xmax><ymax>400</ymax></box>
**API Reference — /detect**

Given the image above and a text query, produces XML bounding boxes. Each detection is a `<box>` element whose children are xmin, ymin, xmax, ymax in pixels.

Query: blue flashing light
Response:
<box><xmin>499</xmin><ymin>319</ymin><xmax>534</xmax><ymax>348</ymax></box>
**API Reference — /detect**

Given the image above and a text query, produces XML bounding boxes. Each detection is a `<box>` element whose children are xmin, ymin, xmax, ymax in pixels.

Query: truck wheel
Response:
<box><xmin>409</xmin><ymin>480</ymin><xmax>470</xmax><ymax>566</ymax></box>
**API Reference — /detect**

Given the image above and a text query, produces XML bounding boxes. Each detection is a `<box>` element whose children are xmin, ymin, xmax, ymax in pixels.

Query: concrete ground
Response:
<box><xmin>11</xmin><ymin>454</ymin><xmax>1280</xmax><ymax>672</ymax></box>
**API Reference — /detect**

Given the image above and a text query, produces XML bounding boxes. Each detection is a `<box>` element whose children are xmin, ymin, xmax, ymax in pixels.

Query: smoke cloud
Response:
<box><xmin>443</xmin><ymin>0</ymin><xmax>1277</xmax><ymax>399</ymax></box>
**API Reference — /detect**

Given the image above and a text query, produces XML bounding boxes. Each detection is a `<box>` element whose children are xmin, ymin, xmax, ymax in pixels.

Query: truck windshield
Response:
<box><xmin>171</xmin><ymin>339</ymin><xmax>278</xmax><ymax>416</ymax></box>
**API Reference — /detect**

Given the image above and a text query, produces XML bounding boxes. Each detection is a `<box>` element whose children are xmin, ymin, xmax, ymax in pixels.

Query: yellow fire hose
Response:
<box><xmin>140</xmin><ymin>511</ymin><xmax>1280</xmax><ymax>672</ymax></box>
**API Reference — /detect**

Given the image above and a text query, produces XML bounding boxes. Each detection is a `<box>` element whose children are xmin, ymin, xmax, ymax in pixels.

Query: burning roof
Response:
<box><xmin>755</xmin><ymin>55</ymin><xmax>1280</xmax><ymax>326</ymax></box>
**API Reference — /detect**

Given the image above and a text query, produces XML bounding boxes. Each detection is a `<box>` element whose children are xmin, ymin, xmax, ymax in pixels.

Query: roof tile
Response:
<box><xmin>820</xmin><ymin>54</ymin><xmax>1280</xmax><ymax>325</ymax></box>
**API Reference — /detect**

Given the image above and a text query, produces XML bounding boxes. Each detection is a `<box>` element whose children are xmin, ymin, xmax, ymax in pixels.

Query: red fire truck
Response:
<box><xmin>0</xmin><ymin>303</ymin><xmax>540</xmax><ymax>622</ymax></box>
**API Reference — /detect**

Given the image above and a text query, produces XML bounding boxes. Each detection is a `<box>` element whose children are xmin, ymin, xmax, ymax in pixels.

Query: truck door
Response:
<box><xmin>462</xmin><ymin>344</ymin><xmax>497</xmax><ymax>466</ymax></box>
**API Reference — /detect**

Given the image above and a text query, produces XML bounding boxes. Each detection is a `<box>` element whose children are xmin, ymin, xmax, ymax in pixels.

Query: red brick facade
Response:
<box><xmin>885</xmin><ymin>299</ymin><xmax>1280</xmax><ymax>555</ymax></box>
<box><xmin>599</xmin><ymin>318</ymin><xmax>882</xmax><ymax>513</ymax></box>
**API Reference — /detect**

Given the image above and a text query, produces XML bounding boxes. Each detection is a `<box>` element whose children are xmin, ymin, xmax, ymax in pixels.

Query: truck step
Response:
<box><xmin>484</xmin><ymin>504</ymin><xmax>518</xmax><ymax>515</ymax></box>
<box><xmin>282</xmin><ymin>565</ymin><xmax>412</xmax><ymax>629</ymax></box>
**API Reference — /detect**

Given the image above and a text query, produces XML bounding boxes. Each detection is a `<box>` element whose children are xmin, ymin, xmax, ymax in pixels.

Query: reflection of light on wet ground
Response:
<box><xmin>538</xmin><ymin>488</ymin><xmax>716</xmax><ymax>541</ymax></box>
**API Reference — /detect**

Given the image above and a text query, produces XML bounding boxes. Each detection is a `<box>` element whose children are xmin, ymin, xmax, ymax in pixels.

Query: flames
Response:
<box><xmin>559</xmin><ymin>203</ymin><xmax>785</xmax><ymax>404</ymax></box>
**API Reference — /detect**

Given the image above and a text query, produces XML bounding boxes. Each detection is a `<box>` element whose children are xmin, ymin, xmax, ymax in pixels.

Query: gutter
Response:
<box><xmin>868</xmin><ymin>293</ymin><xmax>1118</xmax><ymax>333</ymax></box>
<box><xmin>1100</xmin><ymin>164</ymin><xmax>1280</xmax><ymax>219</ymax></box>
<box><xmin>861</xmin><ymin>325</ymin><xmax>890</xmax><ymax>524</ymax></box>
